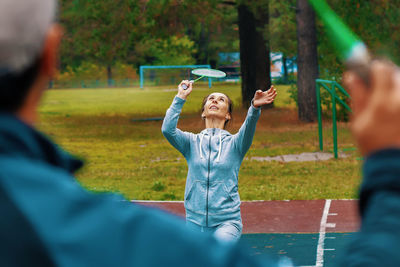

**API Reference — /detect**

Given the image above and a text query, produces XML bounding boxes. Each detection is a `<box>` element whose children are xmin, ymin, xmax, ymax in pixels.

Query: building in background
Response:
<box><xmin>218</xmin><ymin>52</ymin><xmax>297</xmax><ymax>82</ymax></box>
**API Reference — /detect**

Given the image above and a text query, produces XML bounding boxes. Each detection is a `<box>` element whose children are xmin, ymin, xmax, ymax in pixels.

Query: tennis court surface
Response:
<box><xmin>134</xmin><ymin>199</ymin><xmax>359</xmax><ymax>267</ymax></box>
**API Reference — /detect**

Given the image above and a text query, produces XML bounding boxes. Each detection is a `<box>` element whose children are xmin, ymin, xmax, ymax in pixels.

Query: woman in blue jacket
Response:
<box><xmin>162</xmin><ymin>80</ymin><xmax>277</xmax><ymax>242</ymax></box>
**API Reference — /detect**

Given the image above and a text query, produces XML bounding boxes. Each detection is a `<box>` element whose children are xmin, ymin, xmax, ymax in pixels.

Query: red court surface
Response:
<box><xmin>133</xmin><ymin>199</ymin><xmax>360</xmax><ymax>233</ymax></box>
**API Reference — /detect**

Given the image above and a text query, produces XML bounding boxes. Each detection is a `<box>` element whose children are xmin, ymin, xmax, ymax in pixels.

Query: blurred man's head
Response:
<box><xmin>0</xmin><ymin>0</ymin><xmax>61</xmax><ymax>123</ymax></box>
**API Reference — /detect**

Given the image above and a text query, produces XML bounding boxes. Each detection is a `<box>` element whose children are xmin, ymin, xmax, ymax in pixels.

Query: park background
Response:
<box><xmin>38</xmin><ymin>0</ymin><xmax>400</xmax><ymax>201</ymax></box>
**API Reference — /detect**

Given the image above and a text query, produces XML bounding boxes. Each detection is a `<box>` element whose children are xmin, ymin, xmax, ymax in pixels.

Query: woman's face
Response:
<box><xmin>202</xmin><ymin>92</ymin><xmax>231</xmax><ymax>121</ymax></box>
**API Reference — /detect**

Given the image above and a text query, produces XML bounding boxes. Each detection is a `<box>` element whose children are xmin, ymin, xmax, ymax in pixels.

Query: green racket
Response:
<box><xmin>307</xmin><ymin>0</ymin><xmax>369</xmax><ymax>62</ymax></box>
<box><xmin>308</xmin><ymin>0</ymin><xmax>371</xmax><ymax>82</ymax></box>
<box><xmin>182</xmin><ymin>68</ymin><xmax>226</xmax><ymax>90</ymax></box>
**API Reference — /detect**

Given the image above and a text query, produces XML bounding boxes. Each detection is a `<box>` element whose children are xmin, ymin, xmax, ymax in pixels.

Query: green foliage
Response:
<box><xmin>269</xmin><ymin>0</ymin><xmax>297</xmax><ymax>56</ymax></box>
<box><xmin>69</xmin><ymin>62</ymin><xmax>105</xmax><ymax>80</ymax></box>
<box><xmin>140</xmin><ymin>0</ymin><xmax>239</xmax><ymax>66</ymax></box>
<box><xmin>288</xmin><ymin>84</ymin><xmax>298</xmax><ymax>107</ymax></box>
<box><xmin>54</xmin><ymin>62</ymin><xmax>138</xmax><ymax>89</ymax></box>
<box><xmin>112</xmin><ymin>62</ymin><xmax>139</xmax><ymax>80</ymax></box>
<box><xmin>319</xmin><ymin>88</ymin><xmax>350</xmax><ymax>122</ymax></box>
<box><xmin>151</xmin><ymin>181</ymin><xmax>166</xmax><ymax>192</ymax></box>
<box><xmin>54</xmin><ymin>63</ymin><xmax>104</xmax><ymax>88</ymax></box>
<box><xmin>135</xmin><ymin>35</ymin><xmax>197</xmax><ymax>65</ymax></box>
<box><xmin>162</xmin><ymin>192</ymin><xmax>177</xmax><ymax>200</ymax></box>
<box><xmin>60</xmin><ymin>0</ymin><xmax>139</xmax><ymax>67</ymax></box>
<box><xmin>59</xmin><ymin>0</ymin><xmax>240</xmax><ymax>72</ymax></box>
<box><xmin>288</xmin><ymin>82</ymin><xmax>350</xmax><ymax>121</ymax></box>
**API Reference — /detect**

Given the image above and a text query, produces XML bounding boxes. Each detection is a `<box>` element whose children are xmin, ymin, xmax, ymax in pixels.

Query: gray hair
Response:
<box><xmin>0</xmin><ymin>0</ymin><xmax>56</xmax><ymax>74</ymax></box>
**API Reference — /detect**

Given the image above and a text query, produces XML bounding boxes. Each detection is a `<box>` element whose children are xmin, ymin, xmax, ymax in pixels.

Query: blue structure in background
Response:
<box><xmin>270</xmin><ymin>52</ymin><xmax>297</xmax><ymax>80</ymax></box>
<box><xmin>218</xmin><ymin>52</ymin><xmax>240</xmax><ymax>65</ymax></box>
<box><xmin>139</xmin><ymin>65</ymin><xmax>212</xmax><ymax>89</ymax></box>
<box><xmin>218</xmin><ymin>52</ymin><xmax>297</xmax><ymax>81</ymax></box>
<box><xmin>217</xmin><ymin>52</ymin><xmax>240</xmax><ymax>82</ymax></box>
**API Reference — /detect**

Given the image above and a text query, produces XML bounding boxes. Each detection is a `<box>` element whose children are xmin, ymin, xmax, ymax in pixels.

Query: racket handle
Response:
<box><xmin>182</xmin><ymin>80</ymin><xmax>194</xmax><ymax>90</ymax></box>
<box><xmin>345</xmin><ymin>45</ymin><xmax>372</xmax><ymax>86</ymax></box>
<box><xmin>346</xmin><ymin>60</ymin><xmax>371</xmax><ymax>86</ymax></box>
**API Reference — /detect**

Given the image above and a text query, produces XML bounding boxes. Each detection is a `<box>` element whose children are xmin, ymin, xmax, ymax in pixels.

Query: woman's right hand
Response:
<box><xmin>177</xmin><ymin>80</ymin><xmax>193</xmax><ymax>100</ymax></box>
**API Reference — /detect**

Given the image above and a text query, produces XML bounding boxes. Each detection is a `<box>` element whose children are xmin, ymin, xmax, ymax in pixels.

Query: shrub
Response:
<box><xmin>151</xmin><ymin>181</ymin><xmax>166</xmax><ymax>192</ymax></box>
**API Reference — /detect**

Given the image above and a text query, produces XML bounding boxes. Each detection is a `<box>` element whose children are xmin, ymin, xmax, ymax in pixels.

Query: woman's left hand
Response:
<box><xmin>253</xmin><ymin>85</ymin><xmax>277</xmax><ymax>108</ymax></box>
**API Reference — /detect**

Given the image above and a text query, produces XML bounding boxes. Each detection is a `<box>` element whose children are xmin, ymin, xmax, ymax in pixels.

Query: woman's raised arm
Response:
<box><xmin>161</xmin><ymin>81</ymin><xmax>193</xmax><ymax>157</ymax></box>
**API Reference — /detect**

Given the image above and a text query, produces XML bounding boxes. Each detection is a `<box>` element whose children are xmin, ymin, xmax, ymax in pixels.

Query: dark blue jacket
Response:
<box><xmin>0</xmin><ymin>114</ymin><xmax>281</xmax><ymax>267</ymax></box>
<box><xmin>340</xmin><ymin>149</ymin><xmax>400</xmax><ymax>266</ymax></box>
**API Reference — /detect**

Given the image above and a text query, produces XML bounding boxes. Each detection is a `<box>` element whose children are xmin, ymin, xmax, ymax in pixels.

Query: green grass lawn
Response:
<box><xmin>38</xmin><ymin>83</ymin><xmax>361</xmax><ymax>200</ymax></box>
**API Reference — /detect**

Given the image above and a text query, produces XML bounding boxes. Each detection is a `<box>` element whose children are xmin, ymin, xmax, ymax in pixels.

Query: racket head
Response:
<box><xmin>191</xmin><ymin>68</ymin><xmax>226</xmax><ymax>78</ymax></box>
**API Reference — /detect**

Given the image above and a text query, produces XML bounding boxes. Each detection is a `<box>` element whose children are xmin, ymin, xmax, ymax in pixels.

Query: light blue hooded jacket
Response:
<box><xmin>162</xmin><ymin>96</ymin><xmax>261</xmax><ymax>228</ymax></box>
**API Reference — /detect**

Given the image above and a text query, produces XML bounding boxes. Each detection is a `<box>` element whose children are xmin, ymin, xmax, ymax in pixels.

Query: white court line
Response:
<box><xmin>315</xmin><ymin>199</ymin><xmax>332</xmax><ymax>267</ymax></box>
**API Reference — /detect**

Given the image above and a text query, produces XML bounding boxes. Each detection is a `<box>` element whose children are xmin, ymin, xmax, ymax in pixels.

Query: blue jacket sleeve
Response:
<box><xmin>0</xmin><ymin>157</ymin><xmax>284</xmax><ymax>267</ymax></box>
<box><xmin>161</xmin><ymin>96</ymin><xmax>191</xmax><ymax>157</ymax></box>
<box><xmin>233</xmin><ymin>103</ymin><xmax>261</xmax><ymax>157</ymax></box>
<box><xmin>339</xmin><ymin>149</ymin><xmax>400</xmax><ymax>266</ymax></box>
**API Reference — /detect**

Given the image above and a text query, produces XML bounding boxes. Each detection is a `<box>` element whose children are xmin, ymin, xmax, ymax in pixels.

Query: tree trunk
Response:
<box><xmin>238</xmin><ymin>1</ymin><xmax>271</xmax><ymax>108</ymax></box>
<box><xmin>282</xmin><ymin>54</ymin><xmax>288</xmax><ymax>84</ymax></box>
<box><xmin>193</xmin><ymin>23</ymin><xmax>210</xmax><ymax>65</ymax></box>
<box><xmin>199</xmin><ymin>23</ymin><xmax>210</xmax><ymax>64</ymax></box>
<box><xmin>107</xmin><ymin>65</ymin><xmax>113</xmax><ymax>87</ymax></box>
<box><xmin>296</xmin><ymin>0</ymin><xmax>319</xmax><ymax>122</ymax></box>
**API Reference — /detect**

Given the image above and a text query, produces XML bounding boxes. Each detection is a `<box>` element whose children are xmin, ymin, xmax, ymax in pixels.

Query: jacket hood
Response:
<box><xmin>0</xmin><ymin>113</ymin><xmax>83</xmax><ymax>174</ymax></box>
<box><xmin>198</xmin><ymin>128</ymin><xmax>231</xmax><ymax>163</ymax></box>
<box><xmin>199</xmin><ymin>128</ymin><xmax>231</xmax><ymax>136</ymax></box>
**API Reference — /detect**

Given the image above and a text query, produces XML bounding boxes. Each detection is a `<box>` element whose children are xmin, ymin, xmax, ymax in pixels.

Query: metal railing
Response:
<box><xmin>316</xmin><ymin>79</ymin><xmax>352</xmax><ymax>158</ymax></box>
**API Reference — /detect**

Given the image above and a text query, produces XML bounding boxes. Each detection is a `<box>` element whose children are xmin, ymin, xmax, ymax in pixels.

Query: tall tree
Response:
<box><xmin>296</xmin><ymin>0</ymin><xmax>318</xmax><ymax>122</ymax></box>
<box><xmin>237</xmin><ymin>1</ymin><xmax>271</xmax><ymax>108</ymax></box>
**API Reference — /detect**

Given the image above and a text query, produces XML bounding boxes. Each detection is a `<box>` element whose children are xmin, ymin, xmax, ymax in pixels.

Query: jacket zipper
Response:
<box><xmin>206</xmin><ymin>128</ymin><xmax>215</xmax><ymax>227</ymax></box>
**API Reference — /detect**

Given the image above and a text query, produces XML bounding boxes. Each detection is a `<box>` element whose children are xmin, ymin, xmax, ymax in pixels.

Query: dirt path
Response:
<box><xmin>249</xmin><ymin>152</ymin><xmax>348</xmax><ymax>162</ymax></box>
